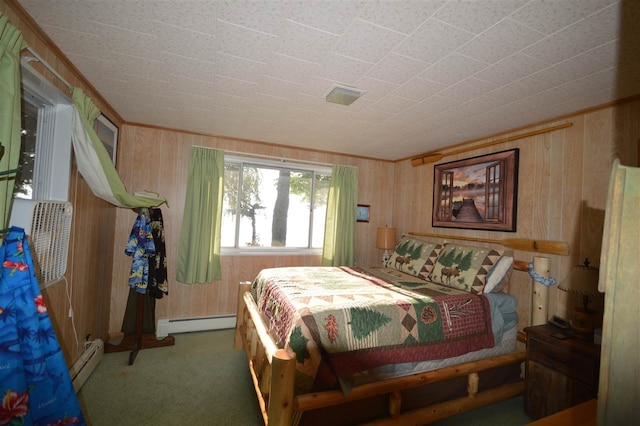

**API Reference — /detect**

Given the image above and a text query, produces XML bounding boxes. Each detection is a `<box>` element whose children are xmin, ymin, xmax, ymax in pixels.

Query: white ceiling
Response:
<box><xmin>17</xmin><ymin>0</ymin><xmax>639</xmax><ymax>161</ymax></box>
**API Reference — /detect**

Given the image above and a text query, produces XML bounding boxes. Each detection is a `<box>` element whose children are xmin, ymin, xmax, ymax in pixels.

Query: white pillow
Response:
<box><xmin>484</xmin><ymin>256</ymin><xmax>514</xmax><ymax>293</ymax></box>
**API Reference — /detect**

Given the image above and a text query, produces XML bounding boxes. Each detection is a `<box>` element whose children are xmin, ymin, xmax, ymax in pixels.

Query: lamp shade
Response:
<box><xmin>558</xmin><ymin>262</ymin><xmax>600</xmax><ymax>296</ymax></box>
<box><xmin>376</xmin><ymin>227</ymin><xmax>396</xmax><ymax>250</ymax></box>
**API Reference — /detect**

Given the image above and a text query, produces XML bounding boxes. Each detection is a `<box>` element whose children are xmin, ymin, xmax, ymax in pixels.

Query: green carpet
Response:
<box><xmin>78</xmin><ymin>329</ymin><xmax>532</xmax><ymax>425</ymax></box>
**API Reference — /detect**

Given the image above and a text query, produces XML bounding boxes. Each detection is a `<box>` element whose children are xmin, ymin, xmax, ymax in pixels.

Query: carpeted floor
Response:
<box><xmin>78</xmin><ymin>329</ymin><xmax>533</xmax><ymax>425</ymax></box>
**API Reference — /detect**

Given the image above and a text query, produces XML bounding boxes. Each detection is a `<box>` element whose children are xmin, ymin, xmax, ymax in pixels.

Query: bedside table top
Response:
<box><xmin>524</xmin><ymin>324</ymin><xmax>602</xmax><ymax>358</ymax></box>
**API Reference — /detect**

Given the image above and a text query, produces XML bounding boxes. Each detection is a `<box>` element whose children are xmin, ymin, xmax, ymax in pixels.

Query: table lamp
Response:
<box><xmin>376</xmin><ymin>227</ymin><xmax>396</xmax><ymax>266</ymax></box>
<box><xmin>558</xmin><ymin>258</ymin><xmax>601</xmax><ymax>339</ymax></box>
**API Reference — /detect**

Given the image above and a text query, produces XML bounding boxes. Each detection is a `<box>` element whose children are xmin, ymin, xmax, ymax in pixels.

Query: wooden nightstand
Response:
<box><xmin>524</xmin><ymin>324</ymin><xmax>601</xmax><ymax>420</ymax></box>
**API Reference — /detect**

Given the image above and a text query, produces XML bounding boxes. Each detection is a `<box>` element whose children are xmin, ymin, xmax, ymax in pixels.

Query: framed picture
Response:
<box><xmin>356</xmin><ymin>204</ymin><xmax>370</xmax><ymax>222</ymax></box>
<box><xmin>94</xmin><ymin>114</ymin><xmax>118</xmax><ymax>166</ymax></box>
<box><xmin>432</xmin><ymin>148</ymin><xmax>519</xmax><ymax>232</ymax></box>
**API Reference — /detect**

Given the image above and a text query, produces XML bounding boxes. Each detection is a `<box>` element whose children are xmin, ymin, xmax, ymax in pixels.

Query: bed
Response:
<box><xmin>234</xmin><ymin>234</ymin><xmax>561</xmax><ymax>425</ymax></box>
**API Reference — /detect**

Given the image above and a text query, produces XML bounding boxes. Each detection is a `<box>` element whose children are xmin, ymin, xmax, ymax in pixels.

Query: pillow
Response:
<box><xmin>429</xmin><ymin>243</ymin><xmax>503</xmax><ymax>294</ymax></box>
<box><xmin>485</xmin><ymin>255</ymin><xmax>514</xmax><ymax>293</ymax></box>
<box><xmin>387</xmin><ymin>236</ymin><xmax>443</xmax><ymax>278</ymax></box>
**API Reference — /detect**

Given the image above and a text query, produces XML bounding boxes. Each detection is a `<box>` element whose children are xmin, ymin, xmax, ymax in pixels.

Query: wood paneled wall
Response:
<box><xmin>393</xmin><ymin>100</ymin><xmax>639</xmax><ymax>331</ymax></box>
<box><xmin>1</xmin><ymin>0</ymin><xmax>121</xmax><ymax>365</ymax></box>
<box><xmin>109</xmin><ymin>126</ymin><xmax>395</xmax><ymax>334</ymax></box>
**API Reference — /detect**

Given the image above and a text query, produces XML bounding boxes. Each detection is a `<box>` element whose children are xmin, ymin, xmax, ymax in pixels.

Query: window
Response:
<box><xmin>16</xmin><ymin>63</ymin><xmax>73</xmax><ymax>201</ymax></box>
<box><xmin>221</xmin><ymin>156</ymin><xmax>331</xmax><ymax>253</ymax></box>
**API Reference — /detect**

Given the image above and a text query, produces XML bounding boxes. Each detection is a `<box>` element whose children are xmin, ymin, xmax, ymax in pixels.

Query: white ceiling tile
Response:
<box><xmin>315</xmin><ymin>53</ymin><xmax>373</xmax><ymax>86</ymax></box>
<box><xmin>257</xmin><ymin>76</ymin><xmax>305</xmax><ymax>99</ymax></box>
<box><xmin>213</xmin><ymin>75</ymin><xmax>259</xmax><ymax>98</ymax></box>
<box><xmin>395</xmin><ymin>96</ymin><xmax>461</xmax><ymax>122</ymax></box>
<box><xmin>451</xmin><ymin>96</ymin><xmax>505</xmax><ymax>117</ymax></box>
<box><xmin>285</xmin><ymin>1</ymin><xmax>364</xmax><ymax>35</ymax></box>
<box><xmin>511</xmin><ymin>0</ymin><xmax>618</xmax><ymax>35</ymax></box>
<box><xmin>392</xmin><ymin>77</ymin><xmax>447</xmax><ymax>101</ymax></box>
<box><xmin>353</xmin><ymin>108</ymin><xmax>393</xmax><ymax>124</ymax></box>
<box><xmin>153</xmin><ymin>21</ymin><xmax>217</xmax><ymax>62</ymax></box>
<box><xmin>394</xmin><ymin>18</ymin><xmax>474</xmax><ymax>63</ymax></box>
<box><xmin>420</xmin><ymin>53</ymin><xmax>489</xmax><ymax>85</ymax></box>
<box><xmin>486</xmin><ymin>77</ymin><xmax>550</xmax><ymax>102</ymax></box>
<box><xmin>39</xmin><ymin>25</ymin><xmax>113</xmax><ymax>61</ymax></box>
<box><xmin>149</xmin><ymin>1</ymin><xmax>220</xmax><ymax>36</ymax></box>
<box><xmin>457</xmin><ymin>18</ymin><xmax>545</xmax><ymax>64</ymax></box>
<box><xmin>213</xmin><ymin>53</ymin><xmax>265</xmax><ymax>84</ymax></box>
<box><xmin>216</xmin><ymin>20</ymin><xmax>278</xmax><ymax>63</ymax></box>
<box><xmin>357</xmin><ymin>0</ymin><xmax>445</xmax><ymax>34</ymax></box>
<box><xmin>111</xmin><ymin>53</ymin><xmax>172</xmax><ymax>80</ymax></box>
<box><xmin>18</xmin><ymin>0</ymin><xmax>95</xmax><ymax>33</ymax></box>
<box><xmin>438</xmin><ymin>77</ymin><xmax>500</xmax><ymax>101</ymax></box>
<box><xmin>65</xmin><ymin>53</ymin><xmax>121</xmax><ymax>81</ymax></box>
<box><xmin>434</xmin><ymin>0</ymin><xmax>529</xmax><ymax>34</ymax></box>
<box><xmin>475</xmin><ymin>53</ymin><xmax>548</xmax><ymax>86</ymax></box>
<box><xmin>161</xmin><ymin>53</ymin><xmax>216</xmax><ymax>81</ymax></box>
<box><xmin>354</xmin><ymin>77</ymin><xmax>399</xmax><ymax>101</ymax></box>
<box><xmin>523</xmin><ymin>4</ymin><xmax>621</xmax><ymax>65</ymax></box>
<box><xmin>529</xmin><ymin>42</ymin><xmax>617</xmax><ymax>90</ymax></box>
<box><xmin>369</xmin><ymin>95</ymin><xmax>417</xmax><ymax>114</ymax></box>
<box><xmin>83</xmin><ymin>0</ymin><xmax>157</xmax><ymax>35</ymax></box>
<box><xmin>275</xmin><ymin>20</ymin><xmax>340</xmax><ymax>63</ymax></box>
<box><xmin>17</xmin><ymin>0</ymin><xmax>639</xmax><ymax>161</ymax></box>
<box><xmin>366</xmin><ymin>52</ymin><xmax>429</xmax><ymax>84</ymax></box>
<box><xmin>218</xmin><ymin>1</ymin><xmax>285</xmax><ymax>35</ymax></box>
<box><xmin>266</xmin><ymin>54</ymin><xmax>319</xmax><ymax>84</ymax></box>
<box><xmin>334</xmin><ymin>19</ymin><xmax>406</xmax><ymax>63</ymax></box>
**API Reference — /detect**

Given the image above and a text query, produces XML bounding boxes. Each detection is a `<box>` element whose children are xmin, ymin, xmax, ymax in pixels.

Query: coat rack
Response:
<box><xmin>104</xmin><ymin>293</ymin><xmax>174</xmax><ymax>365</ymax></box>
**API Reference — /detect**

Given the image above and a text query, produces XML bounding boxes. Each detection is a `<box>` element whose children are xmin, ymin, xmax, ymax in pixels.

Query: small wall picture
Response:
<box><xmin>432</xmin><ymin>148</ymin><xmax>519</xmax><ymax>232</ymax></box>
<box><xmin>357</xmin><ymin>204</ymin><xmax>370</xmax><ymax>222</ymax></box>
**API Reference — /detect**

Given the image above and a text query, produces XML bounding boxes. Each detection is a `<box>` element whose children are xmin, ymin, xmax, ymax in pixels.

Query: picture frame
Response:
<box><xmin>432</xmin><ymin>148</ymin><xmax>519</xmax><ymax>232</ymax></box>
<box><xmin>94</xmin><ymin>114</ymin><xmax>119</xmax><ymax>166</ymax></box>
<box><xmin>356</xmin><ymin>204</ymin><xmax>370</xmax><ymax>222</ymax></box>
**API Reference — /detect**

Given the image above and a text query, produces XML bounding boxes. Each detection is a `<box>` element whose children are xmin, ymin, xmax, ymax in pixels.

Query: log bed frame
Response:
<box><xmin>233</xmin><ymin>235</ymin><xmax>569</xmax><ymax>425</ymax></box>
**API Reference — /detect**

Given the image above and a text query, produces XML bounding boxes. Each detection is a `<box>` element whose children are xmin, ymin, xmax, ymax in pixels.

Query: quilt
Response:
<box><xmin>252</xmin><ymin>266</ymin><xmax>495</xmax><ymax>393</ymax></box>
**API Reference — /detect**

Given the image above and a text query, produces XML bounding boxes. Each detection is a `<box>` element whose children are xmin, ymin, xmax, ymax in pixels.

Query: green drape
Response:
<box><xmin>0</xmin><ymin>14</ymin><xmax>27</xmax><ymax>230</ymax></box>
<box><xmin>176</xmin><ymin>147</ymin><xmax>224</xmax><ymax>283</ymax></box>
<box><xmin>322</xmin><ymin>165</ymin><xmax>358</xmax><ymax>266</ymax></box>
<box><xmin>71</xmin><ymin>88</ymin><xmax>166</xmax><ymax>208</ymax></box>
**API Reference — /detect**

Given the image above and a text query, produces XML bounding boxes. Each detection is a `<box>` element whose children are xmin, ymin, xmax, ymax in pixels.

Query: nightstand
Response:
<box><xmin>524</xmin><ymin>324</ymin><xmax>601</xmax><ymax>420</ymax></box>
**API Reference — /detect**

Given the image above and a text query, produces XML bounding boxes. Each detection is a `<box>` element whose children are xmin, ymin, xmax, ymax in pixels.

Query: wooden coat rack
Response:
<box><xmin>104</xmin><ymin>292</ymin><xmax>174</xmax><ymax>365</ymax></box>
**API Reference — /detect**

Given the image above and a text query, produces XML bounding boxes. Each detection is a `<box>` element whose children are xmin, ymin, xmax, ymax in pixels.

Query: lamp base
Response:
<box><xmin>381</xmin><ymin>250</ymin><xmax>392</xmax><ymax>267</ymax></box>
<box><xmin>572</xmin><ymin>307</ymin><xmax>597</xmax><ymax>340</ymax></box>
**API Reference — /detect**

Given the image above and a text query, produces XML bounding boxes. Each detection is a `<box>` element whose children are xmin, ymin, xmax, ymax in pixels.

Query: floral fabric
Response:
<box><xmin>125</xmin><ymin>208</ymin><xmax>155</xmax><ymax>294</ymax></box>
<box><xmin>0</xmin><ymin>227</ymin><xmax>85</xmax><ymax>425</ymax></box>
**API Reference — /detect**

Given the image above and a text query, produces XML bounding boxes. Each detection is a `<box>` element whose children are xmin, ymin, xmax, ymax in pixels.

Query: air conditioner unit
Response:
<box><xmin>9</xmin><ymin>199</ymin><xmax>73</xmax><ymax>288</ymax></box>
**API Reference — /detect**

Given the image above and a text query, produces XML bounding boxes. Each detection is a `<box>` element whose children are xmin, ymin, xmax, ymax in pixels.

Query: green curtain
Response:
<box><xmin>71</xmin><ymin>88</ymin><xmax>166</xmax><ymax>208</ymax></box>
<box><xmin>176</xmin><ymin>147</ymin><xmax>224</xmax><ymax>283</ymax></box>
<box><xmin>322</xmin><ymin>165</ymin><xmax>358</xmax><ymax>266</ymax></box>
<box><xmin>0</xmin><ymin>14</ymin><xmax>27</xmax><ymax>231</ymax></box>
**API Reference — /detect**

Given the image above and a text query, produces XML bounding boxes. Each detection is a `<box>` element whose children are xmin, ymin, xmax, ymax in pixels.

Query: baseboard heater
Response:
<box><xmin>69</xmin><ymin>339</ymin><xmax>104</xmax><ymax>393</ymax></box>
<box><xmin>156</xmin><ymin>315</ymin><xmax>237</xmax><ymax>338</ymax></box>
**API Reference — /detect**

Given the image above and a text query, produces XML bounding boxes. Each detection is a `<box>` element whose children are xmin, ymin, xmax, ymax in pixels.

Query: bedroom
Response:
<box><xmin>0</xmin><ymin>0</ymin><xmax>637</xmax><ymax>424</ymax></box>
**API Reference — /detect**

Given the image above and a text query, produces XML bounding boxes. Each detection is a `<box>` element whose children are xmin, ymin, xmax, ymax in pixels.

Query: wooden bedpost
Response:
<box><xmin>234</xmin><ymin>281</ymin><xmax>252</xmax><ymax>350</ymax></box>
<box><xmin>268</xmin><ymin>349</ymin><xmax>296</xmax><ymax>426</ymax></box>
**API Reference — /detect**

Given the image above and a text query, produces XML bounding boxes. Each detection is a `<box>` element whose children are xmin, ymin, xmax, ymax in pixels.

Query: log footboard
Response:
<box><xmin>234</xmin><ymin>282</ymin><xmax>526</xmax><ymax>426</ymax></box>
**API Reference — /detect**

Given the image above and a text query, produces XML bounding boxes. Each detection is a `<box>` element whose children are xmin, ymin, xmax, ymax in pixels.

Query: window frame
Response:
<box><xmin>19</xmin><ymin>62</ymin><xmax>73</xmax><ymax>201</ymax></box>
<box><xmin>221</xmin><ymin>155</ymin><xmax>331</xmax><ymax>256</ymax></box>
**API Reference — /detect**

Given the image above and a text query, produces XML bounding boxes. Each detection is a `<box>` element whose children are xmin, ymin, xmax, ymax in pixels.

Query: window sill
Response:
<box><xmin>221</xmin><ymin>248</ymin><xmax>322</xmax><ymax>256</ymax></box>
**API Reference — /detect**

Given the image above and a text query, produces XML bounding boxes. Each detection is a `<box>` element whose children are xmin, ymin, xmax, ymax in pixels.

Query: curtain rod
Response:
<box><xmin>193</xmin><ymin>145</ymin><xmax>335</xmax><ymax>168</ymax></box>
<box><xmin>23</xmin><ymin>46</ymin><xmax>74</xmax><ymax>93</ymax></box>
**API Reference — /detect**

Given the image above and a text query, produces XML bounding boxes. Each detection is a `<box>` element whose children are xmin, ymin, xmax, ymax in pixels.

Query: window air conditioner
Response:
<box><xmin>9</xmin><ymin>199</ymin><xmax>73</xmax><ymax>288</ymax></box>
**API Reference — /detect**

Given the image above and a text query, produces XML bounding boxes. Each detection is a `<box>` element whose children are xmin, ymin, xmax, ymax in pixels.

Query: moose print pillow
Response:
<box><xmin>386</xmin><ymin>236</ymin><xmax>443</xmax><ymax>278</ymax></box>
<box><xmin>429</xmin><ymin>243</ymin><xmax>503</xmax><ymax>294</ymax></box>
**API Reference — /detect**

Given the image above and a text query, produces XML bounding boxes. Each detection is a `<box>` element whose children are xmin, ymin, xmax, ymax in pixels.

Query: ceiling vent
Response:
<box><xmin>325</xmin><ymin>85</ymin><xmax>365</xmax><ymax>106</ymax></box>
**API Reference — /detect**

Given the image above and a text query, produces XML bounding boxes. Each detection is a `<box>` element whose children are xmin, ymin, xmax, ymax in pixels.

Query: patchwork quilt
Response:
<box><xmin>251</xmin><ymin>266</ymin><xmax>495</xmax><ymax>394</ymax></box>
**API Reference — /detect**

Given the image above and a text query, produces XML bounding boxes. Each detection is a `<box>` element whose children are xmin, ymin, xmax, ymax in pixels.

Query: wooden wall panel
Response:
<box><xmin>1</xmin><ymin>0</ymin><xmax>117</xmax><ymax>367</ymax></box>
<box><xmin>390</xmin><ymin>108</ymin><xmax>637</xmax><ymax>332</ymax></box>
<box><xmin>110</xmin><ymin>125</ymin><xmax>395</xmax><ymax>334</ymax></box>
